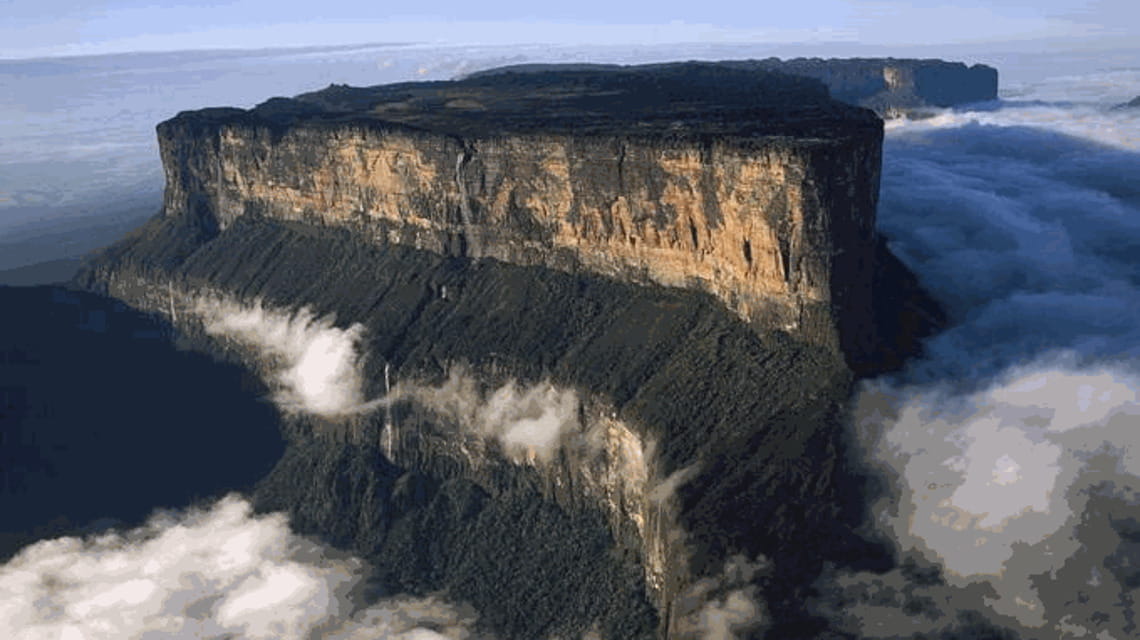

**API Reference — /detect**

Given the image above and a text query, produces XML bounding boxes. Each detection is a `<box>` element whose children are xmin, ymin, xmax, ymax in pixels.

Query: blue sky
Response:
<box><xmin>1</xmin><ymin>0</ymin><xmax>1136</xmax><ymax>58</ymax></box>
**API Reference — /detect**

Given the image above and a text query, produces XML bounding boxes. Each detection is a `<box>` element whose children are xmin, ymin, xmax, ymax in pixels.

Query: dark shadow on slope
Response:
<box><xmin>0</xmin><ymin>196</ymin><xmax>158</xmax><ymax>272</ymax></box>
<box><xmin>255</xmin><ymin>435</ymin><xmax>660</xmax><ymax>640</ymax></box>
<box><xmin>0</xmin><ymin>257</ymin><xmax>83</xmax><ymax>287</ymax></box>
<box><xmin>0</xmin><ymin>285</ymin><xmax>284</xmax><ymax>560</ymax></box>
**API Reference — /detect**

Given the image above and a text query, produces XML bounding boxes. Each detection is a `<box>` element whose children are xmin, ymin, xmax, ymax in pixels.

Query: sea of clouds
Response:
<box><xmin>814</xmin><ymin>68</ymin><xmax>1140</xmax><ymax>638</ymax></box>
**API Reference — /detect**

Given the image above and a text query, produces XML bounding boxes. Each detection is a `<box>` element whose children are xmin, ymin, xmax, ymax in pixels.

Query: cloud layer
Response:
<box><xmin>831</xmin><ymin>71</ymin><xmax>1140</xmax><ymax>637</ymax></box>
<box><xmin>856</xmin><ymin>364</ymin><xmax>1140</xmax><ymax>628</ymax></box>
<box><xmin>879</xmin><ymin>106</ymin><xmax>1140</xmax><ymax>382</ymax></box>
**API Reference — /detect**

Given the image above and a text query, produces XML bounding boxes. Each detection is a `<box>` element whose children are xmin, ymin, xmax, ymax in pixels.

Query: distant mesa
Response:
<box><xmin>757</xmin><ymin>58</ymin><xmax>998</xmax><ymax>115</ymax></box>
<box><xmin>1114</xmin><ymin>95</ymin><xmax>1140</xmax><ymax>109</ymax></box>
<box><xmin>465</xmin><ymin>58</ymin><xmax>1000</xmax><ymax>117</ymax></box>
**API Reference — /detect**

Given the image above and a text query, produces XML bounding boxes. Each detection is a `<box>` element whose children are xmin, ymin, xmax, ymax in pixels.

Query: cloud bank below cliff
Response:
<box><xmin>190</xmin><ymin>293</ymin><xmax>646</xmax><ymax>487</ymax></box>
<box><xmin>822</xmin><ymin>75</ymin><xmax>1140</xmax><ymax>638</ymax></box>
<box><xmin>880</xmin><ymin>104</ymin><xmax>1140</xmax><ymax>382</ymax></box>
<box><xmin>0</xmin><ymin>495</ymin><xmax>479</xmax><ymax>640</ymax></box>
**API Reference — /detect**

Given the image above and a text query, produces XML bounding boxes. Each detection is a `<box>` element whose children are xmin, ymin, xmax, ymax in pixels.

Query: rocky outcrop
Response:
<box><xmin>155</xmin><ymin>63</ymin><xmax>885</xmax><ymax>371</ymax></box>
<box><xmin>468</xmin><ymin>58</ymin><xmax>1000</xmax><ymax>117</ymax></box>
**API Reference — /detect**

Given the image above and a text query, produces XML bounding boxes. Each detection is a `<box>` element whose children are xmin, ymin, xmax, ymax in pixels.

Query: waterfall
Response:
<box><xmin>382</xmin><ymin>362</ymin><xmax>395</xmax><ymax>460</ymax></box>
<box><xmin>455</xmin><ymin>149</ymin><xmax>482</xmax><ymax>258</ymax></box>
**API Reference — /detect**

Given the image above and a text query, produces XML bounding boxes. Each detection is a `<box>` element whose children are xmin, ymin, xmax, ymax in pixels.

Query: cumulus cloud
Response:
<box><xmin>0</xmin><ymin>495</ymin><xmax>480</xmax><ymax>640</ymax></box>
<box><xmin>827</xmin><ymin>72</ymin><xmax>1140</xmax><ymax>637</ymax></box>
<box><xmin>194</xmin><ymin>294</ymin><xmax>376</xmax><ymax>418</ymax></box>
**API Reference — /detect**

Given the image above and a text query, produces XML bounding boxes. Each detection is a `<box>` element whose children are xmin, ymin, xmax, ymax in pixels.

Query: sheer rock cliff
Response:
<box><xmin>153</xmin><ymin>63</ymin><xmax>886</xmax><ymax>371</ymax></box>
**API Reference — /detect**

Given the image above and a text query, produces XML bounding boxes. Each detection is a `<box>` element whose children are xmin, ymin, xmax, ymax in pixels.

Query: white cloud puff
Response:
<box><xmin>0</xmin><ymin>495</ymin><xmax>478</xmax><ymax>640</ymax></box>
<box><xmin>194</xmin><ymin>295</ymin><xmax>374</xmax><ymax>417</ymax></box>
<box><xmin>672</xmin><ymin>556</ymin><xmax>769</xmax><ymax>640</ymax></box>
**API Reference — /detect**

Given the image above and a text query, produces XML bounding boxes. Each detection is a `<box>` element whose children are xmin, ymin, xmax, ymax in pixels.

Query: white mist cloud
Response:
<box><xmin>649</xmin><ymin>465</ymin><xmax>700</xmax><ymax>505</ymax></box>
<box><xmin>0</xmin><ymin>495</ymin><xmax>478</xmax><ymax>640</ymax></box>
<box><xmin>481</xmin><ymin>381</ymin><xmax>580</xmax><ymax>456</ymax></box>
<box><xmin>391</xmin><ymin>368</ymin><xmax>581</xmax><ymax>464</ymax></box>
<box><xmin>194</xmin><ymin>295</ymin><xmax>375</xmax><ymax>418</ymax></box>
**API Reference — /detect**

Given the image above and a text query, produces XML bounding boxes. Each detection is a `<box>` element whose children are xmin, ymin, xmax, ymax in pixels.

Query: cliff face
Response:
<box><xmin>74</xmin><ymin>62</ymin><xmax>944</xmax><ymax>639</ymax></box>
<box><xmin>157</xmin><ymin>63</ymin><xmax>884</xmax><ymax>370</ymax></box>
